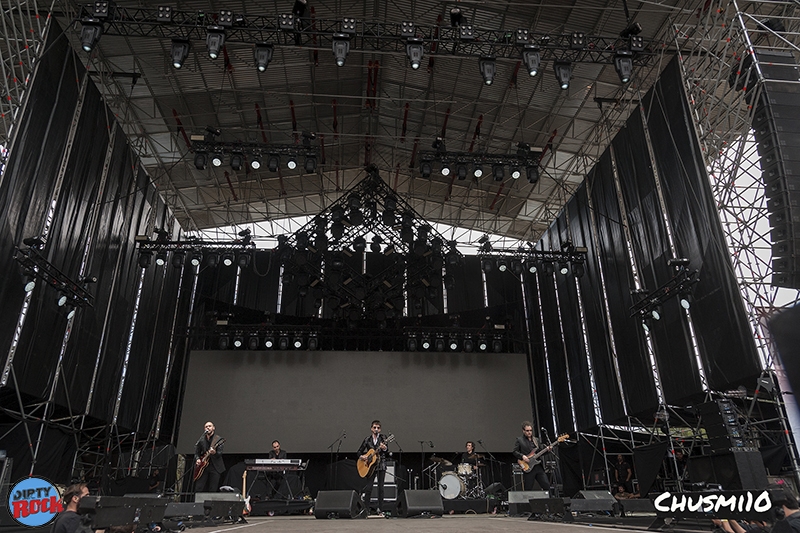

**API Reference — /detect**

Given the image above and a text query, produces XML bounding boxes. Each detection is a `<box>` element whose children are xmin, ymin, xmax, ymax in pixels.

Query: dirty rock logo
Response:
<box><xmin>8</xmin><ymin>477</ymin><xmax>63</xmax><ymax>527</ymax></box>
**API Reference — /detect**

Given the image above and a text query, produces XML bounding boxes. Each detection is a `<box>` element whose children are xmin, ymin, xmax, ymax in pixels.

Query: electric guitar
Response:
<box><xmin>517</xmin><ymin>433</ymin><xmax>569</xmax><ymax>472</ymax></box>
<box><xmin>356</xmin><ymin>434</ymin><xmax>395</xmax><ymax>478</ymax></box>
<box><xmin>193</xmin><ymin>437</ymin><xmax>226</xmax><ymax>481</ymax></box>
<box><xmin>241</xmin><ymin>470</ymin><xmax>250</xmax><ymax>515</ymax></box>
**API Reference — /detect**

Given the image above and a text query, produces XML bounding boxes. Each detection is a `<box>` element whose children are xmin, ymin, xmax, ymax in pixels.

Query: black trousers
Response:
<box><xmin>195</xmin><ymin>468</ymin><xmax>221</xmax><ymax>493</ymax></box>
<box><xmin>362</xmin><ymin>468</ymin><xmax>385</xmax><ymax>511</ymax></box>
<box><xmin>523</xmin><ymin>464</ymin><xmax>550</xmax><ymax>492</ymax></box>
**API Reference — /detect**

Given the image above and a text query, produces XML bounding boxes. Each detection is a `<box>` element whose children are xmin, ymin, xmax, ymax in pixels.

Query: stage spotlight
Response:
<box><xmin>155</xmin><ymin>250</ymin><xmax>167</xmax><ymax>266</ymax></box>
<box><xmin>651</xmin><ymin>305</ymin><xmax>662</xmax><ymax>321</ymax></box>
<box><xmin>421</xmin><ymin>335</ymin><xmax>431</xmax><ymax>350</ymax></box>
<box><xmin>525</xmin><ymin>260</ymin><xmax>537</xmax><ymax>273</ymax></box>
<box><xmin>449</xmin><ymin>337</ymin><xmax>459</xmax><ymax>351</ymax></box>
<box><xmin>511</xmin><ymin>260</ymin><xmax>524</xmax><ymax>275</ymax></box>
<box><xmin>248</xmin><ymin>335</ymin><xmax>260</xmax><ymax>350</ymax></box>
<box><xmin>206</xmin><ymin>251</ymin><xmax>219</xmax><ymax>268</ymax></box>
<box><xmin>57</xmin><ymin>292</ymin><xmax>68</xmax><ymax>307</ymax></box>
<box><xmin>353</xmin><ymin>236</ymin><xmax>367</xmax><ymax>253</ymax></box>
<box><xmin>554</xmin><ymin>61</ymin><xmax>572</xmax><ymax>90</ymax></box>
<box><xmin>572</xmin><ymin>261</ymin><xmax>585</xmax><ymax>278</ymax></box>
<box><xmin>473</xmin><ymin>163</ymin><xmax>483</xmax><ymax>178</ymax></box>
<box><xmin>350</xmin><ymin>206</ymin><xmax>364</xmax><ymax>226</ymax></box>
<box><xmin>80</xmin><ymin>20</ymin><xmax>102</xmax><ymax>52</ymax></box>
<box><xmin>279</xmin><ymin>336</ymin><xmax>290</xmax><ymax>350</ymax></box>
<box><xmin>478</xmin><ymin>336</ymin><xmax>488</xmax><ymax>351</ymax></box>
<box><xmin>527</xmin><ymin>165</ymin><xmax>539</xmax><ymax>185</ymax></box>
<box><xmin>157</xmin><ymin>5</ymin><xmax>172</xmax><ymax>22</ymax></box>
<box><xmin>331</xmin><ymin>222</ymin><xmax>345</xmax><ymax>240</ymax></box>
<box><xmin>406</xmin><ymin>37</ymin><xmax>424</xmax><ymax>69</ymax></box>
<box><xmin>493</xmin><ymin>164</ymin><xmax>505</xmax><ymax>181</ymax></box>
<box><xmin>435</xmin><ymin>336</ymin><xmax>445</xmax><ymax>352</ymax></box>
<box><xmin>171</xmin><ymin>39</ymin><xmax>190</xmax><ymax>69</ymax></box>
<box><xmin>542</xmin><ymin>261</ymin><xmax>554</xmax><ymax>274</ymax></box>
<box><xmin>194</xmin><ymin>152</ymin><xmax>208</xmax><ymax>170</ymax></box>
<box><xmin>511</xmin><ymin>165</ymin><xmax>521</xmax><ymax>179</ymax></box>
<box><xmin>679</xmin><ymin>291</ymin><xmax>693</xmax><ymax>310</ymax></box>
<box><xmin>23</xmin><ymin>274</ymin><xmax>36</xmax><ymax>293</ymax></box>
<box><xmin>479</xmin><ymin>56</ymin><xmax>496</xmax><ymax>85</ymax></box>
<box><xmin>206</xmin><ymin>27</ymin><xmax>225</xmax><ymax>59</ymax></box>
<box><xmin>172</xmin><ymin>250</ymin><xmax>185</xmax><ymax>268</ymax></box>
<box><xmin>190</xmin><ymin>250</ymin><xmax>202</xmax><ymax>267</ymax></box>
<box><xmin>456</xmin><ymin>163</ymin><xmax>468</xmax><ymax>180</ymax></box>
<box><xmin>521</xmin><ymin>44</ymin><xmax>540</xmax><ymax>76</ymax></box>
<box><xmin>237</xmin><ymin>252</ymin><xmax>251</xmax><ymax>269</ymax></box>
<box><xmin>440</xmin><ymin>161</ymin><xmax>451</xmax><ymax>176</ymax></box>
<box><xmin>233</xmin><ymin>335</ymin><xmax>244</xmax><ymax>349</ymax></box>
<box><xmin>481</xmin><ymin>259</ymin><xmax>493</xmax><ymax>273</ymax></box>
<box><xmin>492</xmin><ymin>337</ymin><xmax>503</xmax><ymax>353</ymax></box>
<box><xmin>66</xmin><ymin>306</ymin><xmax>76</xmax><ymax>320</ymax></box>
<box><xmin>308</xmin><ymin>334</ymin><xmax>319</xmax><ymax>350</ymax></box>
<box><xmin>614</xmin><ymin>50</ymin><xmax>634</xmax><ymax>83</ymax></box>
<box><xmin>254</xmin><ymin>43</ymin><xmax>274</xmax><ymax>72</ymax></box>
<box><xmin>250</xmin><ymin>155</ymin><xmax>261</xmax><ymax>170</ymax></box>
<box><xmin>558</xmin><ymin>260</ymin><xmax>569</xmax><ymax>275</ymax></box>
<box><xmin>450</xmin><ymin>7</ymin><xmax>463</xmax><ymax>27</ymax></box>
<box><xmin>264</xmin><ymin>336</ymin><xmax>275</xmax><ymax>349</ymax></box>
<box><xmin>463</xmin><ymin>338</ymin><xmax>474</xmax><ymax>352</ymax></box>
<box><xmin>408</xmin><ymin>337</ymin><xmax>417</xmax><ymax>351</ymax></box>
<box><xmin>629</xmin><ymin>34</ymin><xmax>644</xmax><ymax>52</ymax></box>
<box><xmin>211</xmin><ymin>152</ymin><xmax>224</xmax><ymax>167</ymax></box>
<box><xmin>641</xmin><ymin>320</ymin><xmax>650</xmax><ymax>333</ymax></box>
<box><xmin>279</xmin><ymin>13</ymin><xmax>295</xmax><ymax>30</ymax></box>
<box><xmin>293</xmin><ymin>0</ymin><xmax>307</xmax><ymax>17</ymax></box>
<box><xmin>570</xmin><ymin>32</ymin><xmax>586</xmax><ymax>49</ymax></box>
<box><xmin>230</xmin><ymin>152</ymin><xmax>244</xmax><ymax>171</ymax></box>
<box><xmin>497</xmin><ymin>258</ymin><xmax>509</xmax><ymax>272</ymax></box>
<box><xmin>222</xmin><ymin>251</ymin><xmax>234</xmax><ymax>267</ymax></box>
<box><xmin>304</xmin><ymin>155</ymin><xmax>316</xmax><ymax>173</ymax></box>
<box><xmin>332</xmin><ymin>33</ymin><xmax>350</xmax><ymax>66</ymax></box>
<box><xmin>420</xmin><ymin>158</ymin><xmax>433</xmax><ymax>178</ymax></box>
<box><xmin>138</xmin><ymin>251</ymin><xmax>152</xmax><ymax>268</ymax></box>
<box><xmin>286</xmin><ymin>156</ymin><xmax>297</xmax><ymax>170</ymax></box>
<box><xmin>293</xmin><ymin>336</ymin><xmax>303</xmax><ymax>349</ymax></box>
<box><xmin>219</xmin><ymin>336</ymin><xmax>230</xmax><ymax>350</ymax></box>
<box><xmin>370</xmin><ymin>236</ymin><xmax>382</xmax><ymax>253</ymax></box>
<box><xmin>267</xmin><ymin>154</ymin><xmax>280</xmax><ymax>172</ymax></box>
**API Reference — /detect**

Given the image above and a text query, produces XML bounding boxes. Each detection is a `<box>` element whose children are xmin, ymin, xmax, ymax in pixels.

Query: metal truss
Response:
<box><xmin>75</xmin><ymin>5</ymin><xmax>655</xmax><ymax>66</ymax></box>
<box><xmin>0</xmin><ymin>0</ymin><xmax>49</xmax><ymax>166</ymax></box>
<box><xmin>672</xmin><ymin>1</ymin><xmax>800</xmax><ymax>367</ymax></box>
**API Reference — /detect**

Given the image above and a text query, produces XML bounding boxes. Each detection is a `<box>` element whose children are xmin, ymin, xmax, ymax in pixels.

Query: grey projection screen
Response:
<box><xmin>178</xmin><ymin>350</ymin><xmax>533</xmax><ymax>454</ymax></box>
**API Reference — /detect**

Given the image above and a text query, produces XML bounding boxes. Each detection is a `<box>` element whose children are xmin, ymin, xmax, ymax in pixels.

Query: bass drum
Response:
<box><xmin>438</xmin><ymin>472</ymin><xmax>465</xmax><ymax>500</ymax></box>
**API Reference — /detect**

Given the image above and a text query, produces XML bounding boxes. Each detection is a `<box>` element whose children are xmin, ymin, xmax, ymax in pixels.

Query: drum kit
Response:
<box><xmin>427</xmin><ymin>455</ymin><xmax>486</xmax><ymax>500</ymax></box>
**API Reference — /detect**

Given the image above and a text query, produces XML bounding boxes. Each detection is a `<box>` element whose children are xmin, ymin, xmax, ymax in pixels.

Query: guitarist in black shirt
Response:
<box><xmin>512</xmin><ymin>421</ymin><xmax>550</xmax><ymax>492</ymax></box>
<box><xmin>194</xmin><ymin>421</ymin><xmax>225</xmax><ymax>492</ymax></box>
<box><xmin>357</xmin><ymin>420</ymin><xmax>388</xmax><ymax>515</ymax></box>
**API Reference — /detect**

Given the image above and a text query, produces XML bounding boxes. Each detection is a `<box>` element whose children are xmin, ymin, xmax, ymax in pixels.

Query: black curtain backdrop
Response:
<box><xmin>647</xmin><ymin>58</ymin><xmax>761</xmax><ymax>391</ymax></box>
<box><xmin>571</xmin><ymin>183</ymin><xmax>626</xmax><ymax>425</ymax></box>
<box><xmin>237</xmin><ymin>250</ymin><xmax>281</xmax><ymax>314</ymax></box>
<box><xmin>633</xmin><ymin>441</ymin><xmax>671</xmax><ymax>496</ymax></box>
<box><xmin>523</xmin><ymin>270</ymin><xmax>554</xmax><ymax>432</ymax></box>
<box><xmin>552</xmin><ymin>208</ymin><xmax>596</xmax><ymax>432</ymax></box>
<box><xmin>587</xmin><ymin>153</ymin><xmax>659</xmax><ymax>417</ymax></box>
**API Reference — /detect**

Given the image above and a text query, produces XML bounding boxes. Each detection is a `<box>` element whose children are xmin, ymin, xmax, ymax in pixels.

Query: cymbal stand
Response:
<box><xmin>422</xmin><ymin>463</ymin><xmax>438</xmax><ymax>490</ymax></box>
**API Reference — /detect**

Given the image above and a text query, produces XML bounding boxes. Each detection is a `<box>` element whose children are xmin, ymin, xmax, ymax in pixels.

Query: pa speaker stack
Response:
<box><xmin>749</xmin><ymin>51</ymin><xmax>800</xmax><ymax>288</ymax></box>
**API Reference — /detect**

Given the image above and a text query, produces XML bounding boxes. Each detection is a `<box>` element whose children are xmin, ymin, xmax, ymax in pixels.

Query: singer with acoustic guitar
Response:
<box><xmin>357</xmin><ymin>420</ymin><xmax>389</xmax><ymax>516</ymax></box>
<box><xmin>194</xmin><ymin>421</ymin><xmax>225</xmax><ymax>493</ymax></box>
<box><xmin>512</xmin><ymin>421</ymin><xmax>551</xmax><ymax>492</ymax></box>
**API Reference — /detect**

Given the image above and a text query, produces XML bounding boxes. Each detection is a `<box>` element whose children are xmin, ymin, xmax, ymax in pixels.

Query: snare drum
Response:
<box><xmin>439</xmin><ymin>472</ymin><xmax>465</xmax><ymax>500</ymax></box>
<box><xmin>457</xmin><ymin>463</ymin><xmax>473</xmax><ymax>476</ymax></box>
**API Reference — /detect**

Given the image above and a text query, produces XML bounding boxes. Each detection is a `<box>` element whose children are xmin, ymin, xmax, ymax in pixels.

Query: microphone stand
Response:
<box><xmin>167</xmin><ymin>432</ymin><xmax>205</xmax><ymax>500</ymax></box>
<box><xmin>327</xmin><ymin>431</ymin><xmax>346</xmax><ymax>490</ymax></box>
<box><xmin>476</xmin><ymin>439</ymin><xmax>499</xmax><ymax>486</ymax></box>
<box><xmin>390</xmin><ymin>438</ymin><xmax>407</xmax><ymax>490</ymax></box>
<box><xmin>418</xmin><ymin>441</ymin><xmax>425</xmax><ymax>490</ymax></box>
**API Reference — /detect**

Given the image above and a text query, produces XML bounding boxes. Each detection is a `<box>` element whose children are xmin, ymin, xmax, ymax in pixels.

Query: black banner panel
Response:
<box><xmin>613</xmin><ymin>108</ymin><xmax>703</xmax><ymax>405</ymax></box>
<box><xmin>588</xmin><ymin>153</ymin><xmax>659</xmax><ymax>417</ymax></box>
<box><xmin>570</xmin><ymin>183</ymin><xmax>626</xmax><ymax>425</ymax></box>
<box><xmin>647</xmin><ymin>58</ymin><xmax>761</xmax><ymax>391</ymax></box>
<box><xmin>237</xmin><ymin>250</ymin><xmax>281</xmax><ymax>314</ymax></box>
<box><xmin>177</xmin><ymin>350</ymin><xmax>533</xmax><ymax>453</ymax></box>
<box><xmin>445</xmin><ymin>255</ymin><xmax>485</xmax><ymax>314</ymax></box>
<box><xmin>523</xmin><ymin>273</ymin><xmax>554</xmax><ymax>432</ymax></box>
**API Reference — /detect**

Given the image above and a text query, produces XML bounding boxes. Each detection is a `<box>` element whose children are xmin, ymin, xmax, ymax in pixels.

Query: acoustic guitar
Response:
<box><xmin>517</xmin><ymin>433</ymin><xmax>569</xmax><ymax>472</ymax></box>
<box><xmin>356</xmin><ymin>434</ymin><xmax>395</xmax><ymax>478</ymax></box>
<box><xmin>193</xmin><ymin>437</ymin><xmax>226</xmax><ymax>481</ymax></box>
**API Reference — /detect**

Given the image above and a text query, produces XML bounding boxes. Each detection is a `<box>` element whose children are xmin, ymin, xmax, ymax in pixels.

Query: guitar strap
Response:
<box><xmin>210</xmin><ymin>434</ymin><xmax>222</xmax><ymax>448</ymax></box>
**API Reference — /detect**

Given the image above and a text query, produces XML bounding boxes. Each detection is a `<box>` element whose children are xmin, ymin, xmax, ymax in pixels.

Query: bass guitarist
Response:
<box><xmin>195</xmin><ymin>421</ymin><xmax>225</xmax><ymax>492</ymax></box>
<box><xmin>512</xmin><ymin>421</ymin><xmax>550</xmax><ymax>492</ymax></box>
<box><xmin>357</xmin><ymin>420</ymin><xmax>388</xmax><ymax>516</ymax></box>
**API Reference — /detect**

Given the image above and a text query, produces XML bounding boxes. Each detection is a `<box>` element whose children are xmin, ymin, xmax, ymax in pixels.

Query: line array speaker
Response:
<box><xmin>749</xmin><ymin>51</ymin><xmax>800</xmax><ymax>288</ymax></box>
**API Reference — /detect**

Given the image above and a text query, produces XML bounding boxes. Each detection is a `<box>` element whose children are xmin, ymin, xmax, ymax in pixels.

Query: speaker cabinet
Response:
<box><xmin>395</xmin><ymin>490</ymin><xmax>443</xmax><ymax>518</ymax></box>
<box><xmin>571</xmin><ymin>491</ymin><xmax>617</xmax><ymax>513</ymax></box>
<box><xmin>688</xmin><ymin>451</ymin><xmax>768</xmax><ymax>490</ymax></box>
<box><xmin>508</xmin><ymin>490</ymin><xmax>549</xmax><ymax>514</ymax></box>
<box><xmin>314</xmin><ymin>490</ymin><xmax>365</xmax><ymax>519</ymax></box>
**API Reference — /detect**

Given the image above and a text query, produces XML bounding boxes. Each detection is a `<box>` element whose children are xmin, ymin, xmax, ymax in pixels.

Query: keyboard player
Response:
<box><xmin>267</xmin><ymin>440</ymin><xmax>287</xmax><ymax>498</ymax></box>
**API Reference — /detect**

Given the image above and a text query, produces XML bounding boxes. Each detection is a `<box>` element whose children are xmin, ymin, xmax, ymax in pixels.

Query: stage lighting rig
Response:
<box><xmin>478</xmin><ymin>244</ymin><xmax>588</xmax><ymax>279</ymax></box>
<box><xmin>629</xmin><ymin>259</ymin><xmax>699</xmax><ymax>328</ymax></box>
<box><xmin>14</xmin><ymin>245</ymin><xmax>95</xmax><ymax>309</ymax></box>
<box><xmin>190</xmin><ymin>137</ymin><xmax>320</xmax><ymax>174</ymax></box>
<box><xmin>417</xmin><ymin>144</ymin><xmax>542</xmax><ymax>183</ymax></box>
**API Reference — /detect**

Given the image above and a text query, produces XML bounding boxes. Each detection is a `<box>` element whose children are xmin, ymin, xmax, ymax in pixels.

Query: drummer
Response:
<box><xmin>461</xmin><ymin>441</ymin><xmax>480</xmax><ymax>465</ymax></box>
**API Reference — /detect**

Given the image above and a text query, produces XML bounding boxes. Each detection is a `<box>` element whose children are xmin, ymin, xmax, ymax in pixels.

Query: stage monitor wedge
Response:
<box><xmin>395</xmin><ymin>490</ymin><xmax>444</xmax><ymax>518</ymax></box>
<box><xmin>314</xmin><ymin>490</ymin><xmax>365</xmax><ymax>519</ymax></box>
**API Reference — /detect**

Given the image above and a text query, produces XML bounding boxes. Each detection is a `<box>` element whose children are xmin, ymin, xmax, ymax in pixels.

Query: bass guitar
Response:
<box><xmin>356</xmin><ymin>434</ymin><xmax>395</xmax><ymax>478</ymax></box>
<box><xmin>193</xmin><ymin>437</ymin><xmax>226</xmax><ymax>481</ymax></box>
<box><xmin>517</xmin><ymin>433</ymin><xmax>569</xmax><ymax>472</ymax></box>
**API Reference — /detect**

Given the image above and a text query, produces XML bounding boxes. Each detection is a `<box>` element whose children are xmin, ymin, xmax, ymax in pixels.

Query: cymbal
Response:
<box><xmin>430</xmin><ymin>456</ymin><xmax>452</xmax><ymax>466</ymax></box>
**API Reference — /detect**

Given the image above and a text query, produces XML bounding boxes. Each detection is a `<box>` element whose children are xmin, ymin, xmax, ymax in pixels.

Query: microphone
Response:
<box><xmin>429</xmin><ymin>441</ymin><xmax>434</xmax><ymax>448</ymax></box>
<box><xmin>541</xmin><ymin>427</ymin><xmax>548</xmax><ymax>434</ymax></box>
<box><xmin>477</xmin><ymin>439</ymin><xmax>483</xmax><ymax>444</ymax></box>
<box><xmin>204</xmin><ymin>429</ymin><xmax>209</xmax><ymax>434</ymax></box>
<box><xmin>343</xmin><ymin>430</ymin><xmax>347</xmax><ymax>439</ymax></box>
